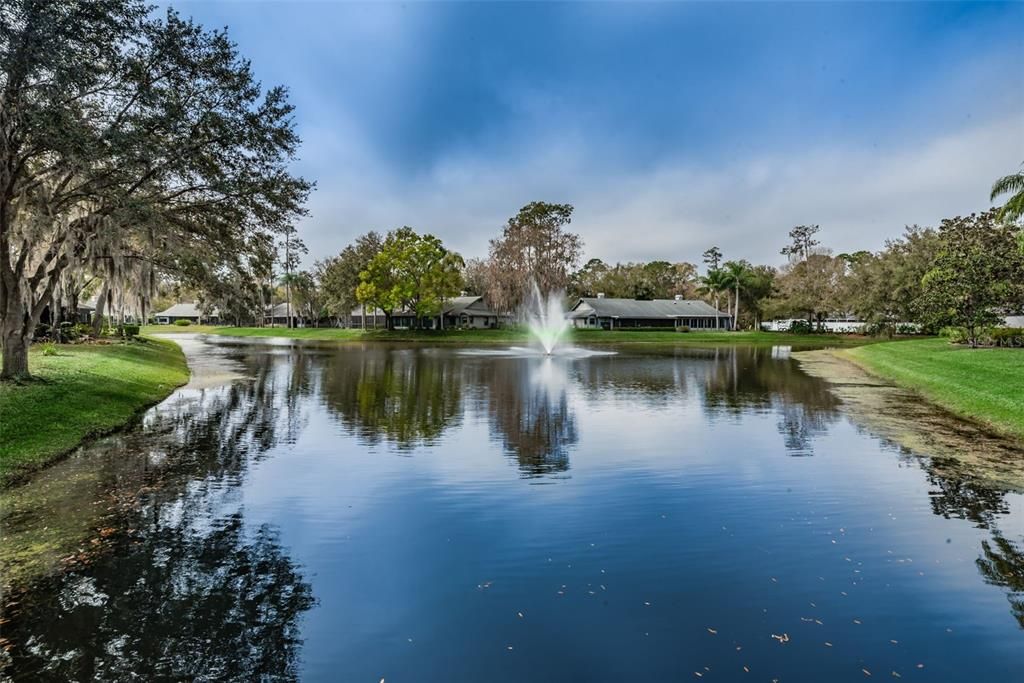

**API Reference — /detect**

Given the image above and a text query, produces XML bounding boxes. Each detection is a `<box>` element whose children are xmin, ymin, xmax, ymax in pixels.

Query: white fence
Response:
<box><xmin>761</xmin><ymin>319</ymin><xmax>922</xmax><ymax>333</ymax></box>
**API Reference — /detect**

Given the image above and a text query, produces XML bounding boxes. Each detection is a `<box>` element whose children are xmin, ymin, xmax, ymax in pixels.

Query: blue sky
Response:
<box><xmin>171</xmin><ymin>1</ymin><xmax>1024</xmax><ymax>267</ymax></box>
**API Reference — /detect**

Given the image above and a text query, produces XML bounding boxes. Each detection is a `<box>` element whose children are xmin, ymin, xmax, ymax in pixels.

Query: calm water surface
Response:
<box><xmin>2</xmin><ymin>337</ymin><xmax>1022</xmax><ymax>681</ymax></box>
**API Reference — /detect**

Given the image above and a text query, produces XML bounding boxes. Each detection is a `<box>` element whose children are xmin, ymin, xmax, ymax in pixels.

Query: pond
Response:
<box><xmin>2</xmin><ymin>337</ymin><xmax>1022</xmax><ymax>681</ymax></box>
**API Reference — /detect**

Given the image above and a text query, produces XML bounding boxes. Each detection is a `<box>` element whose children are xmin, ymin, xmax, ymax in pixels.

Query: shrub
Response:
<box><xmin>992</xmin><ymin>327</ymin><xmax>1024</xmax><ymax>348</ymax></box>
<box><xmin>34</xmin><ymin>323</ymin><xmax>51</xmax><ymax>340</ymax></box>
<box><xmin>676</xmin><ymin>325</ymin><xmax>690</xmax><ymax>333</ymax></box>
<box><xmin>74</xmin><ymin>322</ymin><xmax>93</xmax><ymax>338</ymax></box>
<box><xmin>788</xmin><ymin>320</ymin><xmax>813</xmax><ymax>334</ymax></box>
<box><xmin>173</xmin><ymin>318</ymin><xmax>192</xmax><ymax>326</ymax></box>
<box><xmin>57</xmin><ymin>321</ymin><xmax>78</xmax><ymax>342</ymax></box>
<box><xmin>39</xmin><ymin>341</ymin><xmax>58</xmax><ymax>356</ymax></box>
<box><xmin>122</xmin><ymin>323</ymin><xmax>141</xmax><ymax>339</ymax></box>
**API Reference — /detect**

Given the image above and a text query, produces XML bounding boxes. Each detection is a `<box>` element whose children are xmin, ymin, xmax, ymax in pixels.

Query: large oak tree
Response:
<box><xmin>0</xmin><ymin>0</ymin><xmax>310</xmax><ymax>378</ymax></box>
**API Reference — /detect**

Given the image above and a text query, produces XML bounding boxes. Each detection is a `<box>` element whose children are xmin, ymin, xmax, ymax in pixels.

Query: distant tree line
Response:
<box><xmin>194</xmin><ymin>184</ymin><xmax>1024</xmax><ymax>345</ymax></box>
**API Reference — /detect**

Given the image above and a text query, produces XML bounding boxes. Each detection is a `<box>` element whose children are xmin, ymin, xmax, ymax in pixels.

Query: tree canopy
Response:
<box><xmin>917</xmin><ymin>211</ymin><xmax>1024</xmax><ymax>346</ymax></box>
<box><xmin>486</xmin><ymin>201</ymin><xmax>582</xmax><ymax>313</ymax></box>
<box><xmin>0</xmin><ymin>0</ymin><xmax>310</xmax><ymax>377</ymax></box>
<box><xmin>356</xmin><ymin>227</ymin><xmax>463</xmax><ymax>329</ymax></box>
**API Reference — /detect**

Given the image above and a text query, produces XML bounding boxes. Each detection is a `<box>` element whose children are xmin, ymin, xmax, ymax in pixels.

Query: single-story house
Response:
<box><xmin>567</xmin><ymin>295</ymin><xmax>732</xmax><ymax>330</ymax></box>
<box><xmin>440</xmin><ymin>295</ymin><xmax>506</xmax><ymax>329</ymax></box>
<box><xmin>155</xmin><ymin>302</ymin><xmax>219</xmax><ymax>325</ymax></box>
<box><xmin>388</xmin><ymin>296</ymin><xmax>508</xmax><ymax>330</ymax></box>
<box><xmin>39</xmin><ymin>302</ymin><xmax>94</xmax><ymax>326</ymax></box>
<box><xmin>265</xmin><ymin>302</ymin><xmax>300</xmax><ymax>327</ymax></box>
<box><xmin>349</xmin><ymin>305</ymin><xmax>388</xmax><ymax>329</ymax></box>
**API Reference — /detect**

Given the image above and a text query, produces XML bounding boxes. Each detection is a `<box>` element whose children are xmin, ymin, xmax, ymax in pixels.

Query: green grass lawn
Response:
<box><xmin>0</xmin><ymin>338</ymin><xmax>190</xmax><ymax>487</ymax></box>
<box><xmin>142</xmin><ymin>324</ymin><xmax>878</xmax><ymax>348</ymax></box>
<box><xmin>846</xmin><ymin>338</ymin><xmax>1024</xmax><ymax>439</ymax></box>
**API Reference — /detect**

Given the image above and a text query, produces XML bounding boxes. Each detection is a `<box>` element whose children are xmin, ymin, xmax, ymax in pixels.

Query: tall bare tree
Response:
<box><xmin>486</xmin><ymin>201</ymin><xmax>582</xmax><ymax>314</ymax></box>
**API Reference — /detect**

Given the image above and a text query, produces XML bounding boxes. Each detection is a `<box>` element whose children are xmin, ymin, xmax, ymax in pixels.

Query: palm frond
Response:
<box><xmin>991</xmin><ymin>169</ymin><xmax>1024</xmax><ymax>201</ymax></box>
<box><xmin>996</xmin><ymin>192</ymin><xmax>1024</xmax><ymax>223</ymax></box>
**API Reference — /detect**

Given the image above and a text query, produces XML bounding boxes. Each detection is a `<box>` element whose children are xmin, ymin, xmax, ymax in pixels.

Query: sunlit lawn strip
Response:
<box><xmin>846</xmin><ymin>338</ymin><xmax>1024</xmax><ymax>440</ymax></box>
<box><xmin>0</xmin><ymin>338</ymin><xmax>189</xmax><ymax>487</ymax></box>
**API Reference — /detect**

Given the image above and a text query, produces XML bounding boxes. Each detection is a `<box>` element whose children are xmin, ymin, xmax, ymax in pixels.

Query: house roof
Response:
<box><xmin>569</xmin><ymin>297</ymin><xmax>729</xmax><ymax>319</ymax></box>
<box><xmin>268</xmin><ymin>302</ymin><xmax>299</xmax><ymax>317</ymax></box>
<box><xmin>443</xmin><ymin>295</ymin><xmax>499</xmax><ymax>317</ymax></box>
<box><xmin>155</xmin><ymin>302</ymin><xmax>219</xmax><ymax>317</ymax></box>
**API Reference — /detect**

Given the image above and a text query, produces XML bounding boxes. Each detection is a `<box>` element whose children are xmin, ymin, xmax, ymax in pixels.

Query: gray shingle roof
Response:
<box><xmin>569</xmin><ymin>297</ymin><xmax>729</xmax><ymax>319</ymax></box>
<box><xmin>443</xmin><ymin>295</ymin><xmax>498</xmax><ymax>317</ymax></box>
<box><xmin>156</xmin><ymin>302</ymin><xmax>219</xmax><ymax>317</ymax></box>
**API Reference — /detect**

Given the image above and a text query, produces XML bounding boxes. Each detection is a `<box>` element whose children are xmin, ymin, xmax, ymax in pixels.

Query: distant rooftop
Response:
<box><xmin>569</xmin><ymin>297</ymin><xmax>729</xmax><ymax>319</ymax></box>
<box><xmin>155</xmin><ymin>302</ymin><xmax>219</xmax><ymax>318</ymax></box>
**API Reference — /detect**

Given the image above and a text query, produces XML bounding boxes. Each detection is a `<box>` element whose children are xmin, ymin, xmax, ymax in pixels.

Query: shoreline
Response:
<box><xmin>793</xmin><ymin>347</ymin><xmax>1024</xmax><ymax>490</ymax></box>
<box><xmin>0</xmin><ymin>337</ymin><xmax>191</xmax><ymax>489</ymax></box>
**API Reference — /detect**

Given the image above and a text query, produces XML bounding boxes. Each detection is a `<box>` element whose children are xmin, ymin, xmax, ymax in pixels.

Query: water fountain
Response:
<box><xmin>460</xmin><ymin>284</ymin><xmax>613</xmax><ymax>358</ymax></box>
<box><xmin>526</xmin><ymin>284</ymin><xmax>570</xmax><ymax>355</ymax></box>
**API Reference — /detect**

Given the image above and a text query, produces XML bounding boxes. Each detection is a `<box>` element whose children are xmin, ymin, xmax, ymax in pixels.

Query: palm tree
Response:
<box><xmin>991</xmin><ymin>164</ymin><xmax>1024</xmax><ymax>223</ymax></box>
<box><xmin>699</xmin><ymin>268</ymin><xmax>730</xmax><ymax>329</ymax></box>
<box><xmin>720</xmin><ymin>261</ymin><xmax>752</xmax><ymax>330</ymax></box>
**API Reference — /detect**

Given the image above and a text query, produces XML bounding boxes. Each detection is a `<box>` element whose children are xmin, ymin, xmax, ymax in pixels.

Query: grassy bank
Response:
<box><xmin>845</xmin><ymin>338</ymin><xmax>1024</xmax><ymax>440</ymax></box>
<box><xmin>142</xmin><ymin>324</ymin><xmax>879</xmax><ymax>348</ymax></box>
<box><xmin>0</xmin><ymin>338</ymin><xmax>190</xmax><ymax>487</ymax></box>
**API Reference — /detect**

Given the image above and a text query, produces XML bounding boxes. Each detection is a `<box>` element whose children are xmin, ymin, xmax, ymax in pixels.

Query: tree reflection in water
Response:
<box><xmin>2</xmin><ymin>350</ymin><xmax>317</xmax><ymax>681</ymax></box>
<box><xmin>977</xmin><ymin>533</ymin><xmax>1024</xmax><ymax>628</ymax></box>
<box><xmin>697</xmin><ymin>346</ymin><xmax>841</xmax><ymax>454</ymax></box>
<box><xmin>917</xmin><ymin>456</ymin><xmax>1024</xmax><ymax>630</ymax></box>
<box><xmin>473</xmin><ymin>357</ymin><xmax>578</xmax><ymax>477</ymax></box>
<box><xmin>321</xmin><ymin>346</ymin><xmax>463</xmax><ymax>449</ymax></box>
<box><xmin>7</xmin><ymin>515</ymin><xmax>314</xmax><ymax>681</ymax></box>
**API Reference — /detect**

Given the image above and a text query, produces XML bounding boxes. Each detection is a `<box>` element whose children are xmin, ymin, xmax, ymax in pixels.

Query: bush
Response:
<box><xmin>173</xmin><ymin>318</ymin><xmax>192</xmax><ymax>327</ymax></box>
<box><xmin>34</xmin><ymin>323</ymin><xmax>51</xmax><ymax>340</ymax></box>
<box><xmin>57</xmin><ymin>321</ymin><xmax>78</xmax><ymax>342</ymax></box>
<box><xmin>787</xmin><ymin>320</ymin><xmax>813</xmax><ymax>334</ymax></box>
<box><xmin>676</xmin><ymin>325</ymin><xmax>690</xmax><ymax>333</ymax></box>
<box><xmin>992</xmin><ymin>327</ymin><xmax>1024</xmax><ymax>348</ymax></box>
<box><xmin>122</xmin><ymin>323</ymin><xmax>141</xmax><ymax>339</ymax></box>
<box><xmin>39</xmin><ymin>341</ymin><xmax>58</xmax><ymax>356</ymax></box>
<box><xmin>74</xmin><ymin>322</ymin><xmax>93</xmax><ymax>338</ymax></box>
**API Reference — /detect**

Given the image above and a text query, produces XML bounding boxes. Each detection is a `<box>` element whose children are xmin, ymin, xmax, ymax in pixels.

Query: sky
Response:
<box><xmin>170</xmin><ymin>1</ymin><xmax>1024</xmax><ymax>269</ymax></box>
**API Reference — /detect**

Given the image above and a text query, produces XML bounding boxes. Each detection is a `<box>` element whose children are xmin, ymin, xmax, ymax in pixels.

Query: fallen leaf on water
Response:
<box><xmin>517</xmin><ymin>612</ymin><xmax>524</xmax><ymax>619</ymax></box>
<box><xmin>707</xmin><ymin>628</ymin><xmax>717</xmax><ymax>635</ymax></box>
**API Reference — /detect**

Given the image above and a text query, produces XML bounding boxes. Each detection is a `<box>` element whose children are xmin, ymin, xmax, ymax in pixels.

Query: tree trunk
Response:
<box><xmin>1</xmin><ymin>299</ymin><xmax>30</xmax><ymax>380</ymax></box>
<box><xmin>92</xmin><ymin>281</ymin><xmax>109</xmax><ymax>336</ymax></box>
<box><xmin>733</xmin><ymin>283</ymin><xmax>740</xmax><ymax>330</ymax></box>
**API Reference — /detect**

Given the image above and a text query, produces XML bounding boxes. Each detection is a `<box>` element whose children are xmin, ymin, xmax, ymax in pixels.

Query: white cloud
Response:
<box><xmin>295</xmin><ymin>112</ymin><xmax>1024</xmax><ymax>269</ymax></box>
